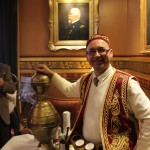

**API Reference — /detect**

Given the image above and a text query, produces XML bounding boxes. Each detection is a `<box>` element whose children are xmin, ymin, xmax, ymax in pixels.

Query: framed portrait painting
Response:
<box><xmin>140</xmin><ymin>0</ymin><xmax>150</xmax><ymax>53</ymax></box>
<box><xmin>48</xmin><ymin>0</ymin><xmax>99</xmax><ymax>51</ymax></box>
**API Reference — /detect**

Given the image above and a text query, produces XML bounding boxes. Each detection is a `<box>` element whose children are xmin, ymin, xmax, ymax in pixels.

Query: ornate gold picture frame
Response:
<box><xmin>140</xmin><ymin>0</ymin><xmax>150</xmax><ymax>53</ymax></box>
<box><xmin>48</xmin><ymin>0</ymin><xmax>99</xmax><ymax>51</ymax></box>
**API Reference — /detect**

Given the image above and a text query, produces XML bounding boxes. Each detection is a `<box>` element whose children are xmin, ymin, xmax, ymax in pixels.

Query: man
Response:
<box><xmin>36</xmin><ymin>34</ymin><xmax>150</xmax><ymax>150</ymax></box>
<box><xmin>0</xmin><ymin>63</ymin><xmax>16</xmax><ymax>148</ymax></box>
<box><xmin>60</xmin><ymin>7</ymin><xmax>89</xmax><ymax>40</ymax></box>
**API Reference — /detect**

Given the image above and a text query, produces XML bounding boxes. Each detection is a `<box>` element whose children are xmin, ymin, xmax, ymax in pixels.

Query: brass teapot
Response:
<box><xmin>27</xmin><ymin>73</ymin><xmax>61</xmax><ymax>149</ymax></box>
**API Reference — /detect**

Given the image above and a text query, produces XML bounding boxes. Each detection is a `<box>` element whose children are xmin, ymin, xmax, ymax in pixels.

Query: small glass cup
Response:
<box><xmin>75</xmin><ymin>139</ymin><xmax>85</xmax><ymax>150</ymax></box>
<box><xmin>85</xmin><ymin>143</ymin><xmax>94</xmax><ymax>150</ymax></box>
<box><xmin>70</xmin><ymin>134</ymin><xmax>81</xmax><ymax>148</ymax></box>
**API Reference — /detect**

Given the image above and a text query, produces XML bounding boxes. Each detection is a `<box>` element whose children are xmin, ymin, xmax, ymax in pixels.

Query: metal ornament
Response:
<box><xmin>27</xmin><ymin>73</ymin><xmax>61</xmax><ymax>149</ymax></box>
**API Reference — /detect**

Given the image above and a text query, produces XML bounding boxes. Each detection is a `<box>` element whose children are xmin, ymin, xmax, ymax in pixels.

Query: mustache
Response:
<box><xmin>92</xmin><ymin>56</ymin><xmax>103</xmax><ymax>62</ymax></box>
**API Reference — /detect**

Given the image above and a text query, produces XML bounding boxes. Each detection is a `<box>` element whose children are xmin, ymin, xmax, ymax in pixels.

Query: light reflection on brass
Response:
<box><xmin>27</xmin><ymin>73</ymin><xmax>61</xmax><ymax>149</ymax></box>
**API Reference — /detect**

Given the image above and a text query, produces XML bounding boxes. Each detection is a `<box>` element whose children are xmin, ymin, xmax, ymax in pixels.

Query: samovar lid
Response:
<box><xmin>31</xmin><ymin>73</ymin><xmax>50</xmax><ymax>83</ymax></box>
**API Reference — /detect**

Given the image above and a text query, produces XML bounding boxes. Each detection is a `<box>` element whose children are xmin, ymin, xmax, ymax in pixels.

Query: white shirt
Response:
<box><xmin>51</xmin><ymin>65</ymin><xmax>150</xmax><ymax>150</ymax></box>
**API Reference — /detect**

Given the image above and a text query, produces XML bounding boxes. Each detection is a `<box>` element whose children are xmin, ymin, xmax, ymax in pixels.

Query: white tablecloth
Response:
<box><xmin>1</xmin><ymin>134</ymin><xmax>75</xmax><ymax>150</ymax></box>
<box><xmin>1</xmin><ymin>134</ymin><xmax>39</xmax><ymax>150</ymax></box>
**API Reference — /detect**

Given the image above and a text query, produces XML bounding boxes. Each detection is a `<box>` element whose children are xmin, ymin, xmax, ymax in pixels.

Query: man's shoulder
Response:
<box><xmin>79</xmin><ymin>24</ymin><xmax>85</xmax><ymax>29</ymax></box>
<box><xmin>114</xmin><ymin>69</ymin><xmax>138</xmax><ymax>82</ymax></box>
<box><xmin>73</xmin><ymin>20</ymin><xmax>85</xmax><ymax>28</ymax></box>
<box><xmin>0</xmin><ymin>63</ymin><xmax>10</xmax><ymax>69</ymax></box>
<box><xmin>81</xmin><ymin>72</ymin><xmax>93</xmax><ymax>82</ymax></box>
<box><xmin>115</xmin><ymin>69</ymin><xmax>132</xmax><ymax>77</ymax></box>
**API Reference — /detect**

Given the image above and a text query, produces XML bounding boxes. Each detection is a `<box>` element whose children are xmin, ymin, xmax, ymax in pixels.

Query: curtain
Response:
<box><xmin>0</xmin><ymin>0</ymin><xmax>17</xmax><ymax>75</ymax></box>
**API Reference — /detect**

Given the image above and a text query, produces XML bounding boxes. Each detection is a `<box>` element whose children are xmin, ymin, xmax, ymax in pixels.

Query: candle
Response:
<box><xmin>63</xmin><ymin>111</ymin><xmax>71</xmax><ymax>134</ymax></box>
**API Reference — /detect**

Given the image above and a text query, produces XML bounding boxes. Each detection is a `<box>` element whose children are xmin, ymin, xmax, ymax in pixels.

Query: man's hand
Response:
<box><xmin>36</xmin><ymin>64</ymin><xmax>54</xmax><ymax>78</ymax></box>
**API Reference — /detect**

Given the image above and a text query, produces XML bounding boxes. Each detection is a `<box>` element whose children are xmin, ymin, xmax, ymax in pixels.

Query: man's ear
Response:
<box><xmin>85</xmin><ymin>52</ymin><xmax>88</xmax><ymax>61</ymax></box>
<box><xmin>109</xmin><ymin>49</ymin><xmax>113</xmax><ymax>58</ymax></box>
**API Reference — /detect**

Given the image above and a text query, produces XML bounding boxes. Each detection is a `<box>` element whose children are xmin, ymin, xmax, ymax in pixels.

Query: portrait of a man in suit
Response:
<box><xmin>59</xmin><ymin>3</ymin><xmax>89</xmax><ymax>40</ymax></box>
<box><xmin>147</xmin><ymin>0</ymin><xmax>150</xmax><ymax>45</ymax></box>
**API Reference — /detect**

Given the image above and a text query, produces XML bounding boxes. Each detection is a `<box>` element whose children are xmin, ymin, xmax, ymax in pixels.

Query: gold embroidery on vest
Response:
<box><xmin>110</xmin><ymin>90</ymin><xmax>120</xmax><ymax>116</ymax></box>
<box><xmin>110</xmin><ymin>90</ymin><xmax>121</xmax><ymax>134</ymax></box>
<box><xmin>102</xmin><ymin>70</ymin><xmax>138</xmax><ymax>150</ymax></box>
<box><xmin>108</xmin><ymin>128</ymin><xmax>130</xmax><ymax>150</ymax></box>
<box><xmin>111</xmin><ymin>116</ymin><xmax>121</xmax><ymax>134</ymax></box>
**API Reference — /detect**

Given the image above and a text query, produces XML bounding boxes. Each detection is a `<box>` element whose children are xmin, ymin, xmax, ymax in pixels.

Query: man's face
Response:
<box><xmin>86</xmin><ymin>39</ymin><xmax>113</xmax><ymax>75</ymax></box>
<box><xmin>68</xmin><ymin>9</ymin><xmax>79</xmax><ymax>24</ymax></box>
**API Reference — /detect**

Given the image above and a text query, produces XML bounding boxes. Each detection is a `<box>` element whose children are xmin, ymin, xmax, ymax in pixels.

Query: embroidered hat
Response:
<box><xmin>86</xmin><ymin>34</ymin><xmax>110</xmax><ymax>48</ymax></box>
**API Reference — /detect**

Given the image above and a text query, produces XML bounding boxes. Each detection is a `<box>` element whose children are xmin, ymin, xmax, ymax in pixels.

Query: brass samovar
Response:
<box><xmin>27</xmin><ymin>73</ymin><xmax>61</xmax><ymax>149</ymax></box>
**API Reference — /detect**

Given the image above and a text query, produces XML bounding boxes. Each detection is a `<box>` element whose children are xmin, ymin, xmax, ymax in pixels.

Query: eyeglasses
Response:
<box><xmin>87</xmin><ymin>47</ymin><xmax>110</xmax><ymax>56</ymax></box>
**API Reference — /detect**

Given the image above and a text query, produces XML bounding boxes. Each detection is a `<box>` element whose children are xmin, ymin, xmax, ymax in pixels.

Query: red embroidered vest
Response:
<box><xmin>70</xmin><ymin>70</ymin><xmax>139</xmax><ymax>150</ymax></box>
<box><xmin>101</xmin><ymin>70</ymin><xmax>139</xmax><ymax>150</ymax></box>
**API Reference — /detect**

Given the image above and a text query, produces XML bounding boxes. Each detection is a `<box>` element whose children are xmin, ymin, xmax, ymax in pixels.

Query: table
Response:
<box><xmin>1</xmin><ymin>134</ymin><xmax>39</xmax><ymax>150</ymax></box>
<box><xmin>1</xmin><ymin>134</ymin><xmax>75</xmax><ymax>150</ymax></box>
